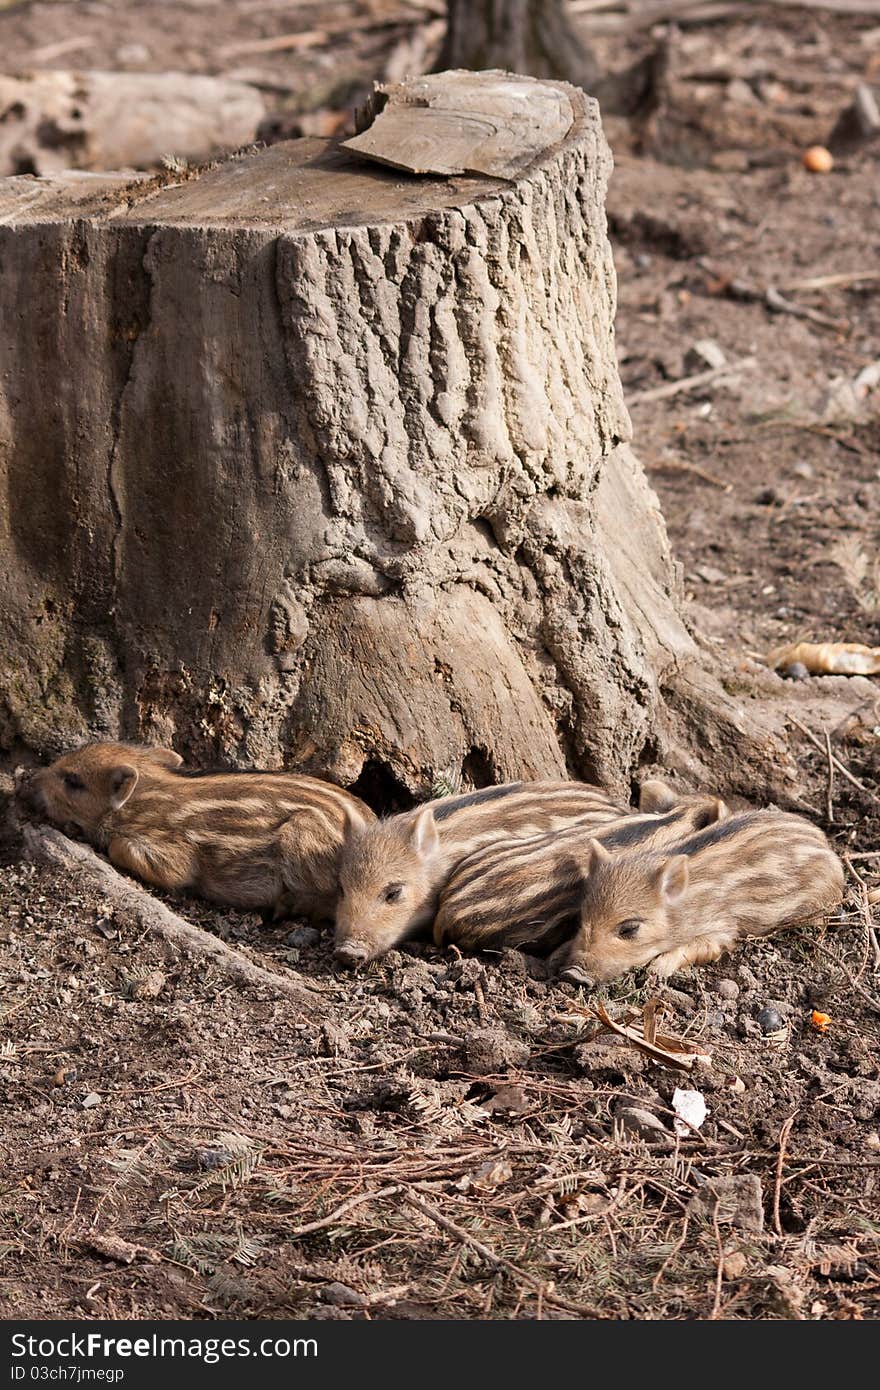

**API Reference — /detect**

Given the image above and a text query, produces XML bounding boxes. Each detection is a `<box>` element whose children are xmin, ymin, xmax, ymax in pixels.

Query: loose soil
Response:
<box><xmin>1</xmin><ymin>0</ymin><xmax>879</xmax><ymax>1321</ymax></box>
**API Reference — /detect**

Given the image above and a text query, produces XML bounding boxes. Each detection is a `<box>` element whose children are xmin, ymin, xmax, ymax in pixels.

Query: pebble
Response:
<box><xmin>756</xmin><ymin>1006</ymin><xmax>785</xmax><ymax>1035</ymax></box>
<box><xmin>716</xmin><ymin>978</ymin><xmax>739</xmax><ymax>1001</ymax></box>
<box><xmin>685</xmin><ymin>338</ymin><xmax>727</xmax><ymax>372</ymax></box>
<box><xmin>195</xmin><ymin>1147</ymin><xmax>234</xmax><ymax>1170</ymax></box>
<box><xmin>616</xmin><ymin>1106</ymin><xmax>670</xmax><ymax>1143</ymax></box>
<box><xmin>286</xmin><ymin>925</ymin><xmax>321</xmax><ymax>949</ymax></box>
<box><xmin>131</xmin><ymin>969</ymin><xmax>166</xmax><ymax>1001</ymax></box>
<box><xmin>661</xmin><ymin>985</ymin><xmax>696</xmax><ymax>1015</ymax></box>
<box><xmin>781</xmin><ymin>662</ymin><xmax>810</xmax><ymax>681</ymax></box>
<box><xmin>81</xmin><ymin>1093</ymin><xmax>102</xmax><ymax>1109</ymax></box>
<box><xmin>736</xmin><ymin>964</ymin><xmax>759</xmax><ymax>990</ymax></box>
<box><xmin>722</xmin><ymin>1251</ymin><xmax>748</xmax><ymax>1280</ymax></box>
<box><xmin>321</xmin><ymin>1282</ymin><xmax>369</xmax><ymax>1307</ymax></box>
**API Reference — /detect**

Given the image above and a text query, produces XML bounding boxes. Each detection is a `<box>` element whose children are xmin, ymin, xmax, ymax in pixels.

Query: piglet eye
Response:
<box><xmin>63</xmin><ymin>774</ymin><xmax>85</xmax><ymax>792</ymax></box>
<box><xmin>617</xmin><ymin>919</ymin><xmax>641</xmax><ymax>939</ymax></box>
<box><xmin>383</xmin><ymin>884</ymin><xmax>403</xmax><ymax>904</ymax></box>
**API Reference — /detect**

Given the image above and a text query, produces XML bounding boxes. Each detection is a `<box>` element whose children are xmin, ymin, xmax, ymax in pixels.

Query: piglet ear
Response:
<box><xmin>109</xmin><ymin>765</ymin><xmax>138</xmax><ymax>810</ymax></box>
<box><xmin>585</xmin><ymin>837</ymin><xmax>612</xmax><ymax>872</ymax></box>
<box><xmin>706</xmin><ymin>797</ymin><xmax>728</xmax><ymax>824</ymax></box>
<box><xmin>638</xmin><ymin>779</ymin><xmax>676</xmax><ymax>813</ymax></box>
<box><xmin>409</xmin><ymin>805</ymin><xmax>440</xmax><ymax>859</ymax></box>
<box><xmin>342</xmin><ymin>803</ymin><xmax>371</xmax><ymax>841</ymax></box>
<box><xmin>147</xmin><ymin>746</ymin><xmax>183</xmax><ymax>769</ymax></box>
<box><xmin>657</xmin><ymin>855</ymin><xmax>689</xmax><ymax>904</ymax></box>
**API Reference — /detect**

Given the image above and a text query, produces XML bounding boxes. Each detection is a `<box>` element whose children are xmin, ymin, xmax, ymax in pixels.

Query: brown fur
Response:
<box><xmin>434</xmin><ymin>793</ymin><xmax>728</xmax><ymax>954</ymax></box>
<box><xmin>333</xmin><ymin>780</ymin><xmax>630</xmax><ymax>966</ymax></box>
<box><xmin>555</xmin><ymin>809</ymin><xmax>844</xmax><ymax>983</ymax></box>
<box><xmin>16</xmin><ymin>742</ymin><xmax>375</xmax><ymax>918</ymax></box>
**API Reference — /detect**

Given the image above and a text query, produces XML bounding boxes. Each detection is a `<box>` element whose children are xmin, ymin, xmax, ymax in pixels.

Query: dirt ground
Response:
<box><xmin>1</xmin><ymin>1</ymin><xmax>879</xmax><ymax>1321</ymax></box>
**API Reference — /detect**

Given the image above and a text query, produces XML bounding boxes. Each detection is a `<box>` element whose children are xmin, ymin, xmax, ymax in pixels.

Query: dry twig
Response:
<box><xmin>628</xmin><ymin>356</ymin><xmax>757</xmax><ymax>405</ymax></box>
<box><xmin>773</xmin><ymin>1112</ymin><xmax>798</xmax><ymax>1239</ymax></box>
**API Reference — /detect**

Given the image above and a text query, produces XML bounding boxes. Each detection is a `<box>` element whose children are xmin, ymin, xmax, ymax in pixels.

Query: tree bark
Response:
<box><xmin>0</xmin><ymin>72</ymin><xmax>786</xmax><ymax>803</ymax></box>
<box><xmin>438</xmin><ymin>0</ymin><xmax>601</xmax><ymax>91</ymax></box>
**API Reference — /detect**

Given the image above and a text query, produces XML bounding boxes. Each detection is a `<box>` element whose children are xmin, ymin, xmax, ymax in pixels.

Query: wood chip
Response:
<box><xmin>344</xmin><ymin>71</ymin><xmax>576</xmax><ymax>181</ymax></box>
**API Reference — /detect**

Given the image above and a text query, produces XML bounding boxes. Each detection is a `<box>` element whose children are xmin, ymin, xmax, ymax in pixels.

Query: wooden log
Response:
<box><xmin>0</xmin><ymin>70</ymin><xmax>786</xmax><ymax>801</ymax></box>
<box><xmin>0</xmin><ymin>70</ymin><xmax>265</xmax><ymax>175</ymax></box>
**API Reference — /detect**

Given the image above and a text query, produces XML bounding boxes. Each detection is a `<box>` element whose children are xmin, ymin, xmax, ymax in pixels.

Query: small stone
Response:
<box><xmin>688</xmin><ymin>1175</ymin><xmax>764</xmax><ymax>1233</ymax></box>
<box><xmin>694</xmin><ymin>565</ymin><xmax>728</xmax><ymax>586</ymax></box>
<box><xmin>716</xmin><ymin>978</ymin><xmax>739</xmax><ymax>1001</ymax></box>
<box><xmin>722</xmin><ymin>1250</ymin><xmax>749</xmax><ymax>1280</ymax></box>
<box><xmin>480</xmin><ymin>1083</ymin><xmax>529</xmax><ymax>1115</ymax></box>
<box><xmin>81</xmin><ymin>1092</ymin><xmax>102</xmax><ymax>1109</ymax></box>
<box><xmin>321</xmin><ymin>1282</ymin><xmax>368</xmax><ymax>1307</ymax></box>
<box><xmin>195</xmin><ymin>1148</ymin><xmax>234</xmax><ymax>1170</ymax></box>
<box><xmin>726</xmin><ymin>77</ymin><xmax>759</xmax><ymax>105</ymax></box>
<box><xmin>791</xmin><ymin>461</ymin><xmax>814</xmax><ymax>480</ymax></box>
<box><xmin>320</xmin><ymin>1022</ymin><xmax>351</xmax><ymax>1057</ymax></box>
<box><xmin>685</xmin><ymin>338</ymin><xmax>727</xmax><ymax>372</ymax></box>
<box><xmin>865</xmin><ymin>1132</ymin><xmax>880</xmax><ymax>1151</ymax></box>
<box><xmin>736</xmin><ymin>1015</ymin><xmax>761</xmax><ymax>1039</ymax></box>
<box><xmin>661</xmin><ymin>985</ymin><xmax>696</xmax><ymax>1015</ymax></box>
<box><xmin>130</xmin><ymin>969</ymin><xmax>166</xmax><ymax>1001</ymax></box>
<box><xmin>736</xmin><ymin>964</ymin><xmax>759</xmax><ymax>990</ymax></box>
<box><xmin>286</xmin><ymin>925</ymin><xmax>320</xmax><ymax>949</ymax></box>
<box><xmin>617</xmin><ymin>1106</ymin><xmax>671</xmax><ymax>1143</ymax></box>
<box><xmin>465</xmin><ymin>1028</ymin><xmax>529</xmax><ymax>1074</ymax></box>
<box><xmin>756</xmin><ymin>1006</ymin><xmax>785</xmax><ymax>1034</ymax></box>
<box><xmin>781</xmin><ymin>661</ymin><xmax>810</xmax><ymax>682</ymax></box>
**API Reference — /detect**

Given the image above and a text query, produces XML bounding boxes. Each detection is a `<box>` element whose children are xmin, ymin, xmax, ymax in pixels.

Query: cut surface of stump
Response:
<box><xmin>0</xmin><ymin>70</ymin><xmax>788</xmax><ymax>801</ymax></box>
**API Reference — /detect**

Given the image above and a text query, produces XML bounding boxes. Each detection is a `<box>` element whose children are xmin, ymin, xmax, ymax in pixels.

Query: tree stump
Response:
<box><xmin>0</xmin><ymin>71</ymin><xmax>786</xmax><ymax>802</ymax></box>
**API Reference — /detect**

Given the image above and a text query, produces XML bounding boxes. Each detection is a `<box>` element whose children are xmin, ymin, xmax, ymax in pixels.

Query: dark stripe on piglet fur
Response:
<box><xmin>431</xmin><ymin>783</ymin><xmax>524</xmax><ymax>821</ymax></box>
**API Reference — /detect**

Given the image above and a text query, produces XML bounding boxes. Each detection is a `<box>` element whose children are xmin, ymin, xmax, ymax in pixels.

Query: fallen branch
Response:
<box><xmin>645</xmin><ymin>457</ymin><xmax>731</xmax><ymax>489</ymax></box>
<box><xmin>772</xmin><ymin>1111</ymin><xmax>798</xmax><ymax>1239</ymax></box>
<box><xmin>288</xmin><ymin>1184</ymin><xmax>404</xmax><ymax>1237</ymax></box>
<box><xmin>779</xmin><ymin>271</ymin><xmax>880</xmax><ymax>293</ymax></box>
<box><xmin>701</xmin><ymin>260</ymin><xmax>849</xmax><ymax>333</ymax></box>
<box><xmin>627</xmin><ymin>356</ymin><xmax>757</xmax><ymax>406</ymax></box>
<box><xmin>22</xmin><ymin>825</ymin><xmax>319</xmax><ymax>1014</ymax></box>
<box><xmin>401</xmin><ymin>1190</ymin><xmax>601</xmax><ymax>1317</ymax></box>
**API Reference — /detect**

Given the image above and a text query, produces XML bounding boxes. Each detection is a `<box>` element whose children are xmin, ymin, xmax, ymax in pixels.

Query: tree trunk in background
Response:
<box><xmin>438</xmin><ymin>0</ymin><xmax>600</xmax><ymax>90</ymax></box>
<box><xmin>436</xmin><ymin>0</ymin><xmax>667</xmax><ymax>121</ymax></box>
<box><xmin>0</xmin><ymin>72</ymin><xmax>787</xmax><ymax>804</ymax></box>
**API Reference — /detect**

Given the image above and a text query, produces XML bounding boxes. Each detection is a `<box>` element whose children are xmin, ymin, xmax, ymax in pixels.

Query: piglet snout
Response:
<box><xmin>560</xmin><ymin>965</ymin><xmax>596</xmax><ymax>988</ymax></box>
<box><xmin>334</xmin><ymin>942</ymin><xmax>370</xmax><ymax>969</ymax></box>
